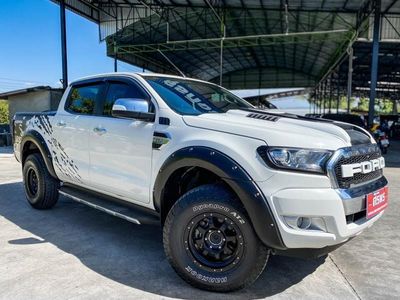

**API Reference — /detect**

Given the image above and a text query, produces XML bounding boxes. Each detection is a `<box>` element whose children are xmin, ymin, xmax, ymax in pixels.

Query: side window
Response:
<box><xmin>66</xmin><ymin>84</ymin><xmax>103</xmax><ymax>115</ymax></box>
<box><xmin>103</xmin><ymin>82</ymin><xmax>148</xmax><ymax>116</ymax></box>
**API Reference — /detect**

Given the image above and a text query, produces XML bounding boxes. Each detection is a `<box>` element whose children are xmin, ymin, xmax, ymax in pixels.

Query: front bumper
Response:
<box><xmin>259</xmin><ymin>176</ymin><xmax>388</xmax><ymax>249</ymax></box>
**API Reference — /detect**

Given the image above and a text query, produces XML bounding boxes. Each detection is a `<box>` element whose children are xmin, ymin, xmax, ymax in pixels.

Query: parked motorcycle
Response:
<box><xmin>373</xmin><ymin>128</ymin><xmax>390</xmax><ymax>154</ymax></box>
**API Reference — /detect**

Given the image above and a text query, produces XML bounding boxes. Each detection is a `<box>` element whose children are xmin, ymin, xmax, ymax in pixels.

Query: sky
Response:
<box><xmin>0</xmin><ymin>0</ymin><xmax>140</xmax><ymax>93</ymax></box>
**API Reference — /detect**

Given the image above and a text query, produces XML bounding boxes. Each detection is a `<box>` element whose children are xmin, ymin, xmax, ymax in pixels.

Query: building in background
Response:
<box><xmin>0</xmin><ymin>86</ymin><xmax>63</xmax><ymax>124</ymax></box>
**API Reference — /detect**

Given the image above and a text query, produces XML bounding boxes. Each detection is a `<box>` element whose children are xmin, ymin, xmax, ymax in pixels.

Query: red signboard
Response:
<box><xmin>366</xmin><ymin>187</ymin><xmax>388</xmax><ymax>219</ymax></box>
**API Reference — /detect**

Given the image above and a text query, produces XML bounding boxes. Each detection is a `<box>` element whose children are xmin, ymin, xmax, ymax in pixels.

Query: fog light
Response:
<box><xmin>283</xmin><ymin>216</ymin><xmax>327</xmax><ymax>232</ymax></box>
<box><xmin>297</xmin><ymin>217</ymin><xmax>311</xmax><ymax>229</ymax></box>
<box><xmin>284</xmin><ymin>216</ymin><xmax>311</xmax><ymax>229</ymax></box>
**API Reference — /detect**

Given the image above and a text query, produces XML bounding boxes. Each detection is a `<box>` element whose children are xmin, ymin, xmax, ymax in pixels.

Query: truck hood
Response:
<box><xmin>182</xmin><ymin>109</ymin><xmax>373</xmax><ymax>150</ymax></box>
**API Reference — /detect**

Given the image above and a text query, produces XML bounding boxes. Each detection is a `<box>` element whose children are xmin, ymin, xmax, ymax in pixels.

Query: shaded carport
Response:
<box><xmin>52</xmin><ymin>0</ymin><xmax>400</xmax><ymax>124</ymax></box>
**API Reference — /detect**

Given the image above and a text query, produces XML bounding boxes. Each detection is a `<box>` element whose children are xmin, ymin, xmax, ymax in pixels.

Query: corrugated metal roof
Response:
<box><xmin>50</xmin><ymin>0</ymin><xmax>400</xmax><ymax>91</ymax></box>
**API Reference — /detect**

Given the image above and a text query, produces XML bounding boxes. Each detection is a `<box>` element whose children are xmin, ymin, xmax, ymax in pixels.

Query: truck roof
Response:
<box><xmin>70</xmin><ymin>72</ymin><xmax>192</xmax><ymax>84</ymax></box>
<box><xmin>69</xmin><ymin>72</ymin><xmax>221</xmax><ymax>89</ymax></box>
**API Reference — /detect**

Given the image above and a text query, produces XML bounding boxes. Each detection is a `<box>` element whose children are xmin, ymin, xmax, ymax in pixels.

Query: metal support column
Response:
<box><xmin>113</xmin><ymin>39</ymin><xmax>118</xmax><ymax>72</ymax></box>
<box><xmin>329</xmin><ymin>74</ymin><xmax>333</xmax><ymax>114</ymax></box>
<box><xmin>60</xmin><ymin>0</ymin><xmax>68</xmax><ymax>89</ymax></box>
<box><xmin>347</xmin><ymin>47</ymin><xmax>353</xmax><ymax>113</ymax></box>
<box><xmin>368</xmin><ymin>0</ymin><xmax>382</xmax><ymax>127</ymax></box>
<box><xmin>313</xmin><ymin>88</ymin><xmax>317</xmax><ymax>114</ymax></box>
<box><xmin>113</xmin><ymin>41</ymin><xmax>118</xmax><ymax>72</ymax></box>
<box><xmin>258</xmin><ymin>71</ymin><xmax>262</xmax><ymax>107</ymax></box>
<box><xmin>207</xmin><ymin>1</ymin><xmax>225</xmax><ymax>86</ymax></box>
<box><xmin>219</xmin><ymin>14</ymin><xmax>226</xmax><ymax>86</ymax></box>
<box><xmin>322</xmin><ymin>80</ymin><xmax>327</xmax><ymax>114</ymax></box>
<box><xmin>319</xmin><ymin>85</ymin><xmax>322</xmax><ymax>114</ymax></box>
<box><xmin>336</xmin><ymin>74</ymin><xmax>340</xmax><ymax>114</ymax></box>
<box><xmin>114</xmin><ymin>5</ymin><xmax>118</xmax><ymax>72</ymax></box>
<box><xmin>321</xmin><ymin>82</ymin><xmax>324</xmax><ymax>114</ymax></box>
<box><xmin>311</xmin><ymin>88</ymin><xmax>315</xmax><ymax>114</ymax></box>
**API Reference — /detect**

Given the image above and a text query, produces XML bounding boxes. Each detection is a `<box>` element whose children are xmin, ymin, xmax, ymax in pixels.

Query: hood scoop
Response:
<box><xmin>247</xmin><ymin>112</ymin><xmax>279</xmax><ymax>122</ymax></box>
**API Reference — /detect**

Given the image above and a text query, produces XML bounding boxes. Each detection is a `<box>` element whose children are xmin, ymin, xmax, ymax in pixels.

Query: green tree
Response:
<box><xmin>0</xmin><ymin>100</ymin><xmax>9</xmax><ymax>124</ymax></box>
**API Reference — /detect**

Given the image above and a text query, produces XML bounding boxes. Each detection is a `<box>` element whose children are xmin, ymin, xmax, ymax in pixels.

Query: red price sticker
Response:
<box><xmin>366</xmin><ymin>187</ymin><xmax>388</xmax><ymax>219</ymax></box>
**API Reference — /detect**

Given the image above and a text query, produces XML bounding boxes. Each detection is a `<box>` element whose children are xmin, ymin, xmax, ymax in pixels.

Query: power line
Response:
<box><xmin>0</xmin><ymin>77</ymin><xmax>54</xmax><ymax>93</ymax></box>
<box><xmin>0</xmin><ymin>77</ymin><xmax>51</xmax><ymax>85</ymax></box>
<box><xmin>0</xmin><ymin>83</ymin><xmax>40</xmax><ymax>89</ymax></box>
<box><xmin>0</xmin><ymin>81</ymin><xmax>39</xmax><ymax>86</ymax></box>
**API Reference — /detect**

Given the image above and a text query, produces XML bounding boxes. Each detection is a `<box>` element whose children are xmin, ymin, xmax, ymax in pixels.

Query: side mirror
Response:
<box><xmin>111</xmin><ymin>98</ymin><xmax>155</xmax><ymax>122</ymax></box>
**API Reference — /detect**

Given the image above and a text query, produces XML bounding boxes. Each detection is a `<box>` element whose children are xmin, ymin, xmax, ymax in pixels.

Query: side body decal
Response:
<box><xmin>22</xmin><ymin>114</ymin><xmax>82</xmax><ymax>182</ymax></box>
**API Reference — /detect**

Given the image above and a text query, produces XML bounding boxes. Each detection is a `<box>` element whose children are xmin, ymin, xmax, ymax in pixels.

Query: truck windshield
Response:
<box><xmin>144</xmin><ymin>76</ymin><xmax>252</xmax><ymax>115</ymax></box>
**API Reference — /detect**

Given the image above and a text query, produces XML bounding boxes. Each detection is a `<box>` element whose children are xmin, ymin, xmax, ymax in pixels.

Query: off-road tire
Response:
<box><xmin>23</xmin><ymin>153</ymin><xmax>59</xmax><ymax>209</ymax></box>
<box><xmin>163</xmin><ymin>184</ymin><xmax>269</xmax><ymax>292</ymax></box>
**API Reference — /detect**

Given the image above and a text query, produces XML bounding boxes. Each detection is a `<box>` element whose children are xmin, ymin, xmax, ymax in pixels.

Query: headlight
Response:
<box><xmin>257</xmin><ymin>146</ymin><xmax>333</xmax><ymax>174</ymax></box>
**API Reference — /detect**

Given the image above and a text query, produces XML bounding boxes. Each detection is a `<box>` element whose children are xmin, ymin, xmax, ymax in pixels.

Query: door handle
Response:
<box><xmin>93</xmin><ymin>127</ymin><xmax>107</xmax><ymax>135</ymax></box>
<box><xmin>56</xmin><ymin>121</ymin><xmax>66</xmax><ymax>127</ymax></box>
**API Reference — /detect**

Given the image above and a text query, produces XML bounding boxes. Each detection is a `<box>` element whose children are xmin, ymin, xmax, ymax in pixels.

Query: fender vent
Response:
<box><xmin>247</xmin><ymin>113</ymin><xmax>279</xmax><ymax>122</ymax></box>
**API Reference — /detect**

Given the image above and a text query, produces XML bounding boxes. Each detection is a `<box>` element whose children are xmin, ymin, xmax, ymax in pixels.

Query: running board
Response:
<box><xmin>59</xmin><ymin>185</ymin><xmax>160</xmax><ymax>226</ymax></box>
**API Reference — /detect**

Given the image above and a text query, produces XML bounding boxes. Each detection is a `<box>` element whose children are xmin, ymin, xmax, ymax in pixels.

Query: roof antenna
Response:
<box><xmin>157</xmin><ymin>50</ymin><xmax>186</xmax><ymax>77</ymax></box>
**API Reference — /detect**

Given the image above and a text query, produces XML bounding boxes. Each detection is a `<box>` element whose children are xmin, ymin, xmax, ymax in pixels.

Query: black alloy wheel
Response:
<box><xmin>185</xmin><ymin>212</ymin><xmax>244</xmax><ymax>272</ymax></box>
<box><xmin>27</xmin><ymin>168</ymin><xmax>39</xmax><ymax>197</ymax></box>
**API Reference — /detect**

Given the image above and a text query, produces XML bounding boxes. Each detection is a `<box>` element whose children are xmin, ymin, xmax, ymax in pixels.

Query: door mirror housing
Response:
<box><xmin>111</xmin><ymin>98</ymin><xmax>155</xmax><ymax>122</ymax></box>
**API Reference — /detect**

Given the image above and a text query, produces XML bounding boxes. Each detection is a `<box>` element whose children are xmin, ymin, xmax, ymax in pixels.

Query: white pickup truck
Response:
<box><xmin>12</xmin><ymin>73</ymin><xmax>388</xmax><ymax>292</ymax></box>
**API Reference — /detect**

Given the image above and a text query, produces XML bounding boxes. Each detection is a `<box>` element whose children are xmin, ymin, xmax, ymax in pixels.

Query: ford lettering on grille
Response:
<box><xmin>341</xmin><ymin>157</ymin><xmax>385</xmax><ymax>178</ymax></box>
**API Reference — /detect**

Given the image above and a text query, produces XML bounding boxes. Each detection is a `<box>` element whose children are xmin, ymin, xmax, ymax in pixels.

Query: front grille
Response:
<box><xmin>331</xmin><ymin>144</ymin><xmax>383</xmax><ymax>189</ymax></box>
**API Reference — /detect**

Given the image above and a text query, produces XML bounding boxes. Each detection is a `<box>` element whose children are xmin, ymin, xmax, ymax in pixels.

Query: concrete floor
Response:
<box><xmin>0</xmin><ymin>143</ymin><xmax>399</xmax><ymax>300</ymax></box>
